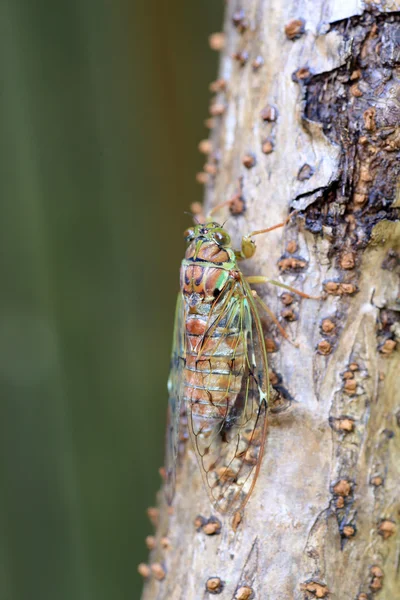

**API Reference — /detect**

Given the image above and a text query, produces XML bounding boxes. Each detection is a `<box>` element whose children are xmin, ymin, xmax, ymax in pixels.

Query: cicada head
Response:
<box><xmin>183</xmin><ymin>222</ymin><xmax>234</xmax><ymax>262</ymax></box>
<box><xmin>184</xmin><ymin>221</ymin><xmax>231</xmax><ymax>245</ymax></box>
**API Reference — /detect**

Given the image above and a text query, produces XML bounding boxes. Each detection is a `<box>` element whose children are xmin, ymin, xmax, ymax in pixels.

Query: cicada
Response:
<box><xmin>164</xmin><ymin>210</ymin><xmax>310</xmax><ymax>514</ymax></box>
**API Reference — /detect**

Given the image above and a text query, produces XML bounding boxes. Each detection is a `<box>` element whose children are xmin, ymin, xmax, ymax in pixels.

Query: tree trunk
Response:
<box><xmin>142</xmin><ymin>2</ymin><xmax>400</xmax><ymax>599</ymax></box>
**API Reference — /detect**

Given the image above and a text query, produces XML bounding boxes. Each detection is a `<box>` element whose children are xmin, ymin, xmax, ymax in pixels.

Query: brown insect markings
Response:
<box><xmin>185</xmin><ymin>240</ymin><xmax>230</xmax><ymax>263</ymax></box>
<box><xmin>180</xmin><ymin>238</ymin><xmax>244</xmax><ymax>432</ymax></box>
<box><xmin>180</xmin><ymin>264</ymin><xmax>227</xmax><ymax>304</ymax></box>
<box><xmin>170</xmin><ymin>228</ymin><xmax>268</xmax><ymax>513</ymax></box>
<box><xmin>181</xmin><ymin>241</ymin><xmax>232</xmax><ymax>305</ymax></box>
<box><xmin>183</xmin><ymin>310</ymin><xmax>246</xmax><ymax>428</ymax></box>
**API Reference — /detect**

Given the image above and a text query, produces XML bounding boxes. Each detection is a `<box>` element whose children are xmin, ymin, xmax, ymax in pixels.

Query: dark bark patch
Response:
<box><xmin>278</xmin><ymin>254</ymin><xmax>308</xmax><ymax>272</ymax></box>
<box><xmin>234</xmin><ymin>585</ymin><xmax>254</xmax><ymax>599</ymax></box>
<box><xmin>297</xmin><ymin>163</ymin><xmax>315</xmax><ymax>181</ymax></box>
<box><xmin>281</xmin><ymin>307</ymin><xmax>297</xmax><ymax>321</ymax></box>
<box><xmin>261</xmin><ymin>138</ymin><xmax>274</xmax><ymax>154</ymax></box>
<box><xmin>301</xmin><ymin>13</ymin><xmax>400</xmax><ymax>251</ymax></box>
<box><xmin>381</xmin><ymin>248</ymin><xmax>400</xmax><ymax>270</ymax></box>
<box><xmin>285</xmin><ymin>18</ymin><xmax>306</xmax><ymax>41</ymax></box>
<box><xmin>201</xmin><ymin>516</ymin><xmax>222</xmax><ymax>536</ymax></box>
<box><xmin>233</xmin><ymin>50</ymin><xmax>249</xmax><ymax>67</ymax></box>
<box><xmin>232</xmin><ymin>9</ymin><xmax>248</xmax><ymax>33</ymax></box>
<box><xmin>321</xmin><ymin>318</ymin><xmax>335</xmax><ymax>333</ymax></box>
<box><xmin>194</xmin><ymin>514</ymin><xmax>207</xmax><ymax>530</ymax></box>
<box><xmin>242</xmin><ymin>153</ymin><xmax>256</xmax><ymax>168</ymax></box>
<box><xmin>300</xmin><ymin>579</ymin><xmax>329</xmax><ymax>598</ymax></box>
<box><xmin>317</xmin><ymin>339</ymin><xmax>332</xmax><ymax>355</ymax></box>
<box><xmin>329</xmin><ymin>416</ymin><xmax>355</xmax><ymax>433</ymax></box>
<box><xmin>323</xmin><ymin>280</ymin><xmax>358</xmax><ymax>295</ymax></box>
<box><xmin>376</xmin><ymin>307</ymin><xmax>399</xmax><ymax>353</ymax></box>
<box><xmin>332</xmin><ymin>478</ymin><xmax>353</xmax><ymax>496</ymax></box>
<box><xmin>150</xmin><ymin>562</ymin><xmax>166</xmax><ymax>581</ymax></box>
<box><xmin>252</xmin><ymin>55</ymin><xmax>264</xmax><ymax>71</ymax></box>
<box><xmin>331</xmin><ymin>478</ymin><xmax>357</xmax><ymax>548</ymax></box>
<box><xmin>229</xmin><ymin>177</ymin><xmax>247</xmax><ymax>215</ymax></box>
<box><xmin>378</xmin><ymin>519</ymin><xmax>396</xmax><ymax>539</ymax></box>
<box><xmin>138</xmin><ymin>563</ymin><xmax>151</xmax><ymax>578</ymax></box>
<box><xmin>260</xmin><ymin>104</ymin><xmax>278</xmax><ymax>122</ymax></box>
<box><xmin>292</xmin><ymin>66</ymin><xmax>313</xmax><ymax>84</ymax></box>
<box><xmin>206</xmin><ymin>577</ymin><xmax>224</xmax><ymax>594</ymax></box>
<box><xmin>370</xmin><ymin>474</ymin><xmax>384</xmax><ymax>486</ymax></box>
<box><xmin>369</xmin><ymin>565</ymin><xmax>384</xmax><ymax>592</ymax></box>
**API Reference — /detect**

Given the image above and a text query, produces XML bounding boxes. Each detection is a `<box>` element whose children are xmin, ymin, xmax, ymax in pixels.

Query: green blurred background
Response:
<box><xmin>0</xmin><ymin>1</ymin><xmax>222</xmax><ymax>598</ymax></box>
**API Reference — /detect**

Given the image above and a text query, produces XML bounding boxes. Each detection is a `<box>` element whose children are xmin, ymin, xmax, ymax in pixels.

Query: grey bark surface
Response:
<box><xmin>142</xmin><ymin>1</ymin><xmax>400</xmax><ymax>599</ymax></box>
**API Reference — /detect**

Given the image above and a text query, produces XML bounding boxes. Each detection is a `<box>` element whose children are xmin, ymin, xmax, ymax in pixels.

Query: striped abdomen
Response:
<box><xmin>183</xmin><ymin>310</ymin><xmax>245</xmax><ymax>435</ymax></box>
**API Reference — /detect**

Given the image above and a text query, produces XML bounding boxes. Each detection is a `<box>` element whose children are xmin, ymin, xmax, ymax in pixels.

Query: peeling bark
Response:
<box><xmin>142</xmin><ymin>2</ymin><xmax>399</xmax><ymax>599</ymax></box>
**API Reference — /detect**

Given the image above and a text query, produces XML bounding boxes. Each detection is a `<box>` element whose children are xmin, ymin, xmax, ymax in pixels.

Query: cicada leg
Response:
<box><xmin>234</xmin><ymin>211</ymin><xmax>299</xmax><ymax>260</ymax></box>
<box><xmin>246</xmin><ymin>276</ymin><xmax>322</xmax><ymax>300</ymax></box>
<box><xmin>248</xmin><ymin>210</ymin><xmax>298</xmax><ymax>237</ymax></box>
<box><xmin>247</xmin><ymin>276</ymin><xmax>321</xmax><ymax>346</ymax></box>
<box><xmin>251</xmin><ymin>290</ymin><xmax>299</xmax><ymax>347</ymax></box>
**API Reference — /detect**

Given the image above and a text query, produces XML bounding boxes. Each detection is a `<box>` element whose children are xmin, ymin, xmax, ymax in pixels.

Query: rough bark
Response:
<box><xmin>142</xmin><ymin>2</ymin><xmax>399</xmax><ymax>599</ymax></box>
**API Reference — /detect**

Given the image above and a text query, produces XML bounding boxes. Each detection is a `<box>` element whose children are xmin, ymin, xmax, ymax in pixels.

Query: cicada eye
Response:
<box><xmin>184</xmin><ymin>227</ymin><xmax>195</xmax><ymax>242</ymax></box>
<box><xmin>213</xmin><ymin>229</ymin><xmax>231</xmax><ymax>246</ymax></box>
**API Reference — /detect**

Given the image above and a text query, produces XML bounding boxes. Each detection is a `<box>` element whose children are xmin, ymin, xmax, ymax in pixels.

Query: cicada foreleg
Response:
<box><xmin>251</xmin><ymin>290</ymin><xmax>299</xmax><ymax>347</ymax></box>
<box><xmin>246</xmin><ymin>276</ymin><xmax>322</xmax><ymax>300</ymax></box>
<box><xmin>247</xmin><ymin>277</ymin><xmax>321</xmax><ymax>346</ymax></box>
<box><xmin>234</xmin><ymin>211</ymin><xmax>299</xmax><ymax>261</ymax></box>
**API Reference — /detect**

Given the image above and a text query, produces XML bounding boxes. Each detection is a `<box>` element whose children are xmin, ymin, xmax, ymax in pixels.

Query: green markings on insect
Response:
<box><xmin>164</xmin><ymin>206</ymin><xmax>319</xmax><ymax>514</ymax></box>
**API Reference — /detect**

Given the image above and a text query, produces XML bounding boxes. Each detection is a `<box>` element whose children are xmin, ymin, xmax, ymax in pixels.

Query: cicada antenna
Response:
<box><xmin>184</xmin><ymin>211</ymin><xmax>200</xmax><ymax>224</ymax></box>
<box><xmin>189</xmin><ymin>202</ymin><xmax>207</xmax><ymax>224</ymax></box>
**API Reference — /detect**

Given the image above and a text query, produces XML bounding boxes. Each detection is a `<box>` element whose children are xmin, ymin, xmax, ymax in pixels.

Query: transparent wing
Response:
<box><xmin>187</xmin><ymin>277</ymin><xmax>269</xmax><ymax>514</ymax></box>
<box><xmin>164</xmin><ymin>292</ymin><xmax>186</xmax><ymax>504</ymax></box>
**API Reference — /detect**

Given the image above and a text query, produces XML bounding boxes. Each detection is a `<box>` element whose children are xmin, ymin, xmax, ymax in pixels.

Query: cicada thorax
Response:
<box><xmin>180</xmin><ymin>239</ymin><xmax>234</xmax><ymax>306</ymax></box>
<box><xmin>185</xmin><ymin>238</ymin><xmax>232</xmax><ymax>264</ymax></box>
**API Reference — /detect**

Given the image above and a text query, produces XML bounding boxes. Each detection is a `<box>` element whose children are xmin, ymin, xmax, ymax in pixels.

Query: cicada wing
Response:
<box><xmin>187</xmin><ymin>278</ymin><xmax>269</xmax><ymax>514</ymax></box>
<box><xmin>164</xmin><ymin>292</ymin><xmax>186</xmax><ymax>505</ymax></box>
